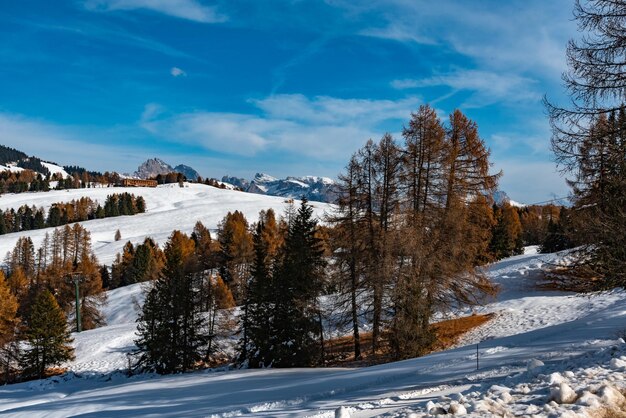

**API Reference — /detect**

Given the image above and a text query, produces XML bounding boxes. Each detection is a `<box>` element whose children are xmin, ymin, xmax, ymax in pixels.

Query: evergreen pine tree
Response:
<box><xmin>134</xmin><ymin>231</ymin><xmax>207</xmax><ymax>374</ymax></box>
<box><xmin>21</xmin><ymin>290</ymin><xmax>74</xmax><ymax>379</ymax></box>
<box><xmin>541</xmin><ymin>208</ymin><xmax>572</xmax><ymax>253</ymax></box>
<box><xmin>47</xmin><ymin>206</ymin><xmax>61</xmax><ymax>227</ymax></box>
<box><xmin>0</xmin><ymin>210</ymin><xmax>6</xmax><ymax>235</ymax></box>
<box><xmin>272</xmin><ymin>199</ymin><xmax>326</xmax><ymax>367</ymax></box>
<box><xmin>241</xmin><ymin>219</ymin><xmax>275</xmax><ymax>367</ymax></box>
<box><xmin>136</xmin><ymin>196</ymin><xmax>146</xmax><ymax>213</ymax></box>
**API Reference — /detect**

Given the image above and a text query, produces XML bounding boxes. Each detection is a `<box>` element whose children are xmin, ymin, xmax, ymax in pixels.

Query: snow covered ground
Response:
<box><xmin>1</xmin><ymin>245</ymin><xmax>626</xmax><ymax>417</ymax></box>
<box><xmin>0</xmin><ymin>183</ymin><xmax>333</xmax><ymax>265</ymax></box>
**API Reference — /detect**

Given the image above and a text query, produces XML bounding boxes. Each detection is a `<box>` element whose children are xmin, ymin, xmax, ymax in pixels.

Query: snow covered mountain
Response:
<box><xmin>132</xmin><ymin>158</ymin><xmax>200</xmax><ymax>180</ymax></box>
<box><xmin>173</xmin><ymin>164</ymin><xmax>200</xmax><ymax>181</ymax></box>
<box><xmin>222</xmin><ymin>173</ymin><xmax>339</xmax><ymax>203</ymax></box>
<box><xmin>132</xmin><ymin>158</ymin><xmax>174</xmax><ymax>179</ymax></box>
<box><xmin>493</xmin><ymin>190</ymin><xmax>524</xmax><ymax>207</ymax></box>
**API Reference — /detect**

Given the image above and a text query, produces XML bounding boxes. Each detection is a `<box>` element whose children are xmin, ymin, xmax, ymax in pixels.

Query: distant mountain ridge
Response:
<box><xmin>222</xmin><ymin>173</ymin><xmax>338</xmax><ymax>203</ymax></box>
<box><xmin>493</xmin><ymin>190</ymin><xmax>524</xmax><ymax>207</ymax></box>
<box><xmin>132</xmin><ymin>158</ymin><xmax>200</xmax><ymax>180</ymax></box>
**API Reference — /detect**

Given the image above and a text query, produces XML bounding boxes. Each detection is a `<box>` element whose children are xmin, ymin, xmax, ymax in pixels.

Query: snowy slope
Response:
<box><xmin>0</xmin><ymin>183</ymin><xmax>333</xmax><ymax>265</ymax></box>
<box><xmin>40</xmin><ymin>162</ymin><xmax>69</xmax><ymax>179</ymax></box>
<box><xmin>1</xmin><ymin>248</ymin><xmax>625</xmax><ymax>417</ymax></box>
<box><xmin>0</xmin><ymin>163</ymin><xmax>24</xmax><ymax>173</ymax></box>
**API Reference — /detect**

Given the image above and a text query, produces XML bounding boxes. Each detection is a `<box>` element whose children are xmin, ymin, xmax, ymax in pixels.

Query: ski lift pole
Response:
<box><xmin>67</xmin><ymin>273</ymin><xmax>85</xmax><ymax>332</ymax></box>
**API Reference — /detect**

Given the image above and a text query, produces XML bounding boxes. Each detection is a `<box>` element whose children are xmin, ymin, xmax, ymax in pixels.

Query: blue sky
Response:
<box><xmin>0</xmin><ymin>0</ymin><xmax>576</xmax><ymax>202</ymax></box>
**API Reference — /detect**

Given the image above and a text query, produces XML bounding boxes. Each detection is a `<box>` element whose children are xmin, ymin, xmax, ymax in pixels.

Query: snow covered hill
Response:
<box><xmin>0</xmin><ymin>183</ymin><xmax>333</xmax><ymax>265</ymax></box>
<box><xmin>40</xmin><ymin>162</ymin><xmax>69</xmax><ymax>179</ymax></box>
<box><xmin>1</xmin><ymin>247</ymin><xmax>625</xmax><ymax>417</ymax></box>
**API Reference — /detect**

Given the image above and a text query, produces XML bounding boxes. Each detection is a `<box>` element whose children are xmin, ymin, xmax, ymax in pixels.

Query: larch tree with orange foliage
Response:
<box><xmin>0</xmin><ymin>272</ymin><xmax>19</xmax><ymax>382</ymax></box>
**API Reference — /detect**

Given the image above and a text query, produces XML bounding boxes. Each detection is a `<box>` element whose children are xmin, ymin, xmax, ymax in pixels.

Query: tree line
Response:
<box><xmin>0</xmin><ymin>193</ymin><xmax>146</xmax><ymax>235</ymax></box>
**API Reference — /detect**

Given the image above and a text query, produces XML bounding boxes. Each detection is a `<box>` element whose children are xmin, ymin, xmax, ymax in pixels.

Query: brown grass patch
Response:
<box><xmin>588</xmin><ymin>388</ymin><xmax>626</xmax><ymax>418</ymax></box>
<box><xmin>324</xmin><ymin>313</ymin><xmax>494</xmax><ymax>367</ymax></box>
<box><xmin>591</xmin><ymin>406</ymin><xmax>626</xmax><ymax>418</ymax></box>
<box><xmin>429</xmin><ymin>313</ymin><xmax>494</xmax><ymax>352</ymax></box>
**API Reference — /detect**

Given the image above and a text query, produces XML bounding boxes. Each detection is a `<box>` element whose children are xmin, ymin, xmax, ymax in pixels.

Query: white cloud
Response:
<box><xmin>84</xmin><ymin>0</ymin><xmax>227</xmax><ymax>23</ymax></box>
<box><xmin>392</xmin><ymin>70</ymin><xmax>540</xmax><ymax>108</ymax></box>
<box><xmin>170</xmin><ymin>67</ymin><xmax>187</xmax><ymax>77</ymax></box>
<box><xmin>360</xmin><ymin>23</ymin><xmax>437</xmax><ymax>46</ymax></box>
<box><xmin>140</xmin><ymin>95</ymin><xmax>422</xmax><ymax>159</ymax></box>
<box><xmin>252</xmin><ymin>94</ymin><xmax>418</xmax><ymax>125</ymax></box>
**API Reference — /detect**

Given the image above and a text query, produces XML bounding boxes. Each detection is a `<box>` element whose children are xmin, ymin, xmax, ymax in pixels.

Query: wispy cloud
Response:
<box><xmin>140</xmin><ymin>95</ymin><xmax>421</xmax><ymax>159</ymax></box>
<box><xmin>83</xmin><ymin>0</ymin><xmax>227</xmax><ymax>23</ymax></box>
<box><xmin>360</xmin><ymin>23</ymin><xmax>436</xmax><ymax>46</ymax></box>
<box><xmin>0</xmin><ymin>113</ymin><xmax>144</xmax><ymax>173</ymax></box>
<box><xmin>392</xmin><ymin>70</ymin><xmax>540</xmax><ymax>108</ymax></box>
<box><xmin>170</xmin><ymin>67</ymin><xmax>187</xmax><ymax>77</ymax></box>
<box><xmin>10</xmin><ymin>17</ymin><xmax>191</xmax><ymax>59</ymax></box>
<box><xmin>329</xmin><ymin>0</ymin><xmax>572</xmax><ymax>78</ymax></box>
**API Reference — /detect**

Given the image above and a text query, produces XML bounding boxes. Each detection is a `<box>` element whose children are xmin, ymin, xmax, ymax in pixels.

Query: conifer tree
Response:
<box><xmin>217</xmin><ymin>211</ymin><xmax>253</xmax><ymax>302</ymax></box>
<box><xmin>7</xmin><ymin>267</ymin><xmax>28</xmax><ymax>304</ymax></box>
<box><xmin>191</xmin><ymin>221</ymin><xmax>213</xmax><ymax>271</ymax></box>
<box><xmin>328</xmin><ymin>155</ymin><xmax>366</xmax><ymax>360</ymax></box>
<box><xmin>272</xmin><ymin>199</ymin><xmax>326</xmax><ymax>367</ymax></box>
<box><xmin>0</xmin><ymin>272</ymin><xmax>19</xmax><ymax>382</ymax></box>
<box><xmin>21</xmin><ymin>290</ymin><xmax>74</xmax><ymax>379</ymax></box>
<box><xmin>541</xmin><ymin>207</ymin><xmax>573</xmax><ymax>253</ymax></box>
<box><xmin>205</xmin><ymin>275</ymin><xmax>235</xmax><ymax>361</ymax></box>
<box><xmin>135</xmin><ymin>231</ymin><xmax>207</xmax><ymax>374</ymax></box>
<box><xmin>241</xmin><ymin>218</ymin><xmax>276</xmax><ymax>367</ymax></box>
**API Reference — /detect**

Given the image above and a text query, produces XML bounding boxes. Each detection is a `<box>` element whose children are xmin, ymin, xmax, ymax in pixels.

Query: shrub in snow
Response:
<box><xmin>448</xmin><ymin>402</ymin><xmax>467</xmax><ymax>415</ymax></box>
<box><xmin>526</xmin><ymin>358</ymin><xmax>545</xmax><ymax>376</ymax></box>
<box><xmin>549</xmin><ymin>382</ymin><xmax>577</xmax><ymax>404</ymax></box>
<box><xmin>335</xmin><ymin>406</ymin><xmax>351</xmax><ymax>418</ymax></box>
